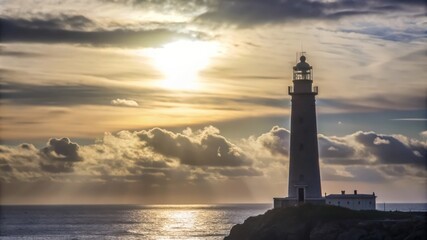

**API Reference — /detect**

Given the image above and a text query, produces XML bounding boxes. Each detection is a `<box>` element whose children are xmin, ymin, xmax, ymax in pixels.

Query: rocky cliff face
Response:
<box><xmin>224</xmin><ymin>204</ymin><xmax>426</xmax><ymax>240</ymax></box>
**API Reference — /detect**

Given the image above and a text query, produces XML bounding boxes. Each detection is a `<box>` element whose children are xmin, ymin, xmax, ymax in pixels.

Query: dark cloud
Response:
<box><xmin>353</xmin><ymin>131</ymin><xmax>426</xmax><ymax>166</ymax></box>
<box><xmin>137</xmin><ymin>127</ymin><xmax>252</xmax><ymax>166</ymax></box>
<box><xmin>194</xmin><ymin>0</ymin><xmax>423</xmax><ymax>28</ymax></box>
<box><xmin>2</xmin><ymin>14</ymin><xmax>95</xmax><ymax>30</ymax></box>
<box><xmin>257</xmin><ymin>126</ymin><xmax>290</xmax><ymax>156</ymax></box>
<box><xmin>40</xmin><ymin>138</ymin><xmax>82</xmax><ymax>173</ymax></box>
<box><xmin>19</xmin><ymin>143</ymin><xmax>37</xmax><ymax>151</ymax></box>
<box><xmin>383</xmin><ymin>0</ymin><xmax>426</xmax><ymax>5</ymax></box>
<box><xmin>195</xmin><ymin>0</ymin><xmax>325</xmax><ymax>27</ymax></box>
<box><xmin>318</xmin><ymin>131</ymin><xmax>427</xmax><ymax>172</ymax></box>
<box><xmin>0</xmin><ymin>16</ymin><xmax>200</xmax><ymax>48</ymax></box>
<box><xmin>0</xmin><ymin>81</ymin><xmax>289</xmax><ymax>109</ymax></box>
<box><xmin>318</xmin><ymin>135</ymin><xmax>355</xmax><ymax>158</ymax></box>
<box><xmin>0</xmin><ymin>81</ymin><xmax>154</xmax><ymax>107</ymax></box>
<box><xmin>41</xmin><ymin>138</ymin><xmax>82</xmax><ymax>162</ymax></box>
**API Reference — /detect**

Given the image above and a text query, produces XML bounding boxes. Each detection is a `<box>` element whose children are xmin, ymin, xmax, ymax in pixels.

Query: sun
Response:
<box><xmin>144</xmin><ymin>40</ymin><xmax>220</xmax><ymax>90</ymax></box>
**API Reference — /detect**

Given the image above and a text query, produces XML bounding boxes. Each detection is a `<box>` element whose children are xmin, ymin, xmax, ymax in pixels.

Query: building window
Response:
<box><xmin>358</xmin><ymin>201</ymin><xmax>360</xmax><ymax>205</ymax></box>
<box><xmin>299</xmin><ymin>174</ymin><xmax>304</xmax><ymax>181</ymax></box>
<box><xmin>369</xmin><ymin>201</ymin><xmax>371</xmax><ymax>205</ymax></box>
<box><xmin>347</xmin><ymin>201</ymin><xmax>350</xmax><ymax>205</ymax></box>
<box><xmin>338</xmin><ymin>201</ymin><xmax>340</xmax><ymax>205</ymax></box>
<box><xmin>328</xmin><ymin>201</ymin><xmax>331</xmax><ymax>204</ymax></box>
<box><xmin>299</xmin><ymin>144</ymin><xmax>304</xmax><ymax>151</ymax></box>
<box><xmin>299</xmin><ymin>117</ymin><xmax>304</xmax><ymax>124</ymax></box>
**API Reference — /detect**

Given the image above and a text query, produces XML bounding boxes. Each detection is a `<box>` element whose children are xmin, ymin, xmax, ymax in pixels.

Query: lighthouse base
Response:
<box><xmin>273</xmin><ymin>197</ymin><xmax>325</xmax><ymax>209</ymax></box>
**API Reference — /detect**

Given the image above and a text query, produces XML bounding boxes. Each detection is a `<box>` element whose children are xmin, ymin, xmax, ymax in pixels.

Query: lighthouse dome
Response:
<box><xmin>295</xmin><ymin>55</ymin><xmax>311</xmax><ymax>71</ymax></box>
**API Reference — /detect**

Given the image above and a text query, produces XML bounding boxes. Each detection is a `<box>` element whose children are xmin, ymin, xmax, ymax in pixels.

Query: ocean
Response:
<box><xmin>0</xmin><ymin>204</ymin><xmax>270</xmax><ymax>240</ymax></box>
<box><xmin>1</xmin><ymin>203</ymin><xmax>426</xmax><ymax>240</ymax></box>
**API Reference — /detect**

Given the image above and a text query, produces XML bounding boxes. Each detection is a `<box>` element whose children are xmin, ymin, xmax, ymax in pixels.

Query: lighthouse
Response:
<box><xmin>274</xmin><ymin>54</ymin><xmax>325</xmax><ymax>208</ymax></box>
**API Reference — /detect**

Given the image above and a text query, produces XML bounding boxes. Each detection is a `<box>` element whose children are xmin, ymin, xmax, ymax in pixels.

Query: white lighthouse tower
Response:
<box><xmin>274</xmin><ymin>54</ymin><xmax>325</xmax><ymax>208</ymax></box>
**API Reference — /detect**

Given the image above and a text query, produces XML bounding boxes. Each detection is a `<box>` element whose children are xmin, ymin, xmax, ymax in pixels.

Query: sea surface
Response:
<box><xmin>0</xmin><ymin>204</ymin><xmax>271</xmax><ymax>240</ymax></box>
<box><xmin>376</xmin><ymin>203</ymin><xmax>427</xmax><ymax>212</ymax></box>
<box><xmin>1</xmin><ymin>203</ymin><xmax>426</xmax><ymax>240</ymax></box>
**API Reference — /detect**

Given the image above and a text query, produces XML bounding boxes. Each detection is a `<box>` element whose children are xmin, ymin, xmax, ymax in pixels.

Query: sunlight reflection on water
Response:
<box><xmin>125</xmin><ymin>205</ymin><xmax>269</xmax><ymax>240</ymax></box>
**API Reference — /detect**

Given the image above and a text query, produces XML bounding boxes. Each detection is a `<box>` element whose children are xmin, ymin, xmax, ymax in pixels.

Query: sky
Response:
<box><xmin>0</xmin><ymin>0</ymin><xmax>426</xmax><ymax>204</ymax></box>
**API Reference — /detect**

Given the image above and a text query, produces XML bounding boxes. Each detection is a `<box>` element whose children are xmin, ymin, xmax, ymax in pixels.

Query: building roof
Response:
<box><xmin>326</xmin><ymin>194</ymin><xmax>376</xmax><ymax>199</ymax></box>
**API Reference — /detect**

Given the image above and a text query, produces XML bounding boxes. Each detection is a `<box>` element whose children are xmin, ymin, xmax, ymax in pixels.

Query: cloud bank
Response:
<box><xmin>1</xmin><ymin>126</ymin><xmax>425</xmax><ymax>203</ymax></box>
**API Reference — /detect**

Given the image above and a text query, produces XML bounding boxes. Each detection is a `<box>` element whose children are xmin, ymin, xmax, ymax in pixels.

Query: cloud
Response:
<box><xmin>41</xmin><ymin>138</ymin><xmax>82</xmax><ymax>162</ymax></box>
<box><xmin>102</xmin><ymin>0</ymin><xmax>208</xmax><ymax>15</ymax></box>
<box><xmin>256</xmin><ymin>126</ymin><xmax>290</xmax><ymax>156</ymax></box>
<box><xmin>137</xmin><ymin>126</ymin><xmax>252</xmax><ymax>166</ymax></box>
<box><xmin>253</xmin><ymin>126</ymin><xmax>427</xmax><ymax>176</ymax></box>
<box><xmin>194</xmin><ymin>0</ymin><xmax>424</xmax><ymax>28</ymax></box>
<box><xmin>391</xmin><ymin>118</ymin><xmax>427</xmax><ymax>121</ymax></box>
<box><xmin>0</xmin><ymin>82</ymin><xmax>157</xmax><ymax>107</ymax></box>
<box><xmin>196</xmin><ymin>0</ymin><xmax>322</xmax><ymax>27</ymax></box>
<box><xmin>0</xmin><ymin>16</ymin><xmax>202</xmax><ymax>48</ymax></box>
<box><xmin>111</xmin><ymin>98</ymin><xmax>139</xmax><ymax>107</ymax></box>
<box><xmin>0</xmin><ymin>126</ymin><xmax>261</xmax><ymax>184</ymax></box>
<box><xmin>320</xmin><ymin>131</ymin><xmax>426</xmax><ymax>167</ymax></box>
<box><xmin>319</xmin><ymin>135</ymin><xmax>355</xmax><ymax>158</ymax></box>
<box><xmin>39</xmin><ymin>138</ymin><xmax>82</xmax><ymax>173</ymax></box>
<box><xmin>0</xmin><ymin>126</ymin><xmax>426</xmax><ymax>201</ymax></box>
<box><xmin>353</xmin><ymin>131</ymin><xmax>426</xmax><ymax>166</ymax></box>
<box><xmin>1</xmin><ymin>14</ymin><xmax>95</xmax><ymax>30</ymax></box>
<box><xmin>373</xmin><ymin>137</ymin><xmax>390</xmax><ymax>145</ymax></box>
<box><xmin>0</xmin><ymin>81</ymin><xmax>289</xmax><ymax>110</ymax></box>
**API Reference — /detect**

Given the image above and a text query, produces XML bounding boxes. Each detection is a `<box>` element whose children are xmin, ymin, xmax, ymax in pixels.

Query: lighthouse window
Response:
<box><xmin>299</xmin><ymin>144</ymin><xmax>304</xmax><ymax>151</ymax></box>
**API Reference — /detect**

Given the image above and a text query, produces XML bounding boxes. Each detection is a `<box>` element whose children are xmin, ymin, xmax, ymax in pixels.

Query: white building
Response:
<box><xmin>326</xmin><ymin>190</ymin><xmax>377</xmax><ymax>210</ymax></box>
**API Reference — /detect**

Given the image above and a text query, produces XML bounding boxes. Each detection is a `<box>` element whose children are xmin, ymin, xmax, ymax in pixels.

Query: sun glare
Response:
<box><xmin>144</xmin><ymin>40</ymin><xmax>220</xmax><ymax>90</ymax></box>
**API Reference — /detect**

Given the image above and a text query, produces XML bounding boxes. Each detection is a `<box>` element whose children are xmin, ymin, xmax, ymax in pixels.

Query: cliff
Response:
<box><xmin>224</xmin><ymin>204</ymin><xmax>426</xmax><ymax>240</ymax></box>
